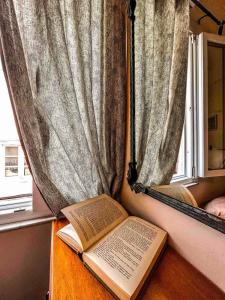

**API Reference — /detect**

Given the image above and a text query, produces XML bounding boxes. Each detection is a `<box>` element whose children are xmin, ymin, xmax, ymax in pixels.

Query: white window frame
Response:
<box><xmin>172</xmin><ymin>34</ymin><xmax>198</xmax><ymax>183</ymax></box>
<box><xmin>198</xmin><ymin>32</ymin><xmax>225</xmax><ymax>177</ymax></box>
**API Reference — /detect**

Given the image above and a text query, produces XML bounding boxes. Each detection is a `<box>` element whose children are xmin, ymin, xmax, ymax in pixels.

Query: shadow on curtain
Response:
<box><xmin>135</xmin><ymin>0</ymin><xmax>189</xmax><ymax>186</ymax></box>
<box><xmin>0</xmin><ymin>0</ymin><xmax>127</xmax><ymax>216</ymax></box>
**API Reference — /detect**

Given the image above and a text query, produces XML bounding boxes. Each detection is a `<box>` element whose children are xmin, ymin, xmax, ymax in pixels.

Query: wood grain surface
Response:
<box><xmin>50</xmin><ymin>220</ymin><xmax>224</xmax><ymax>300</ymax></box>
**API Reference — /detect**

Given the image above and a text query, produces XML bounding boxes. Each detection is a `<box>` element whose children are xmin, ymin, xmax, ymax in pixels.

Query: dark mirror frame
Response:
<box><xmin>126</xmin><ymin>0</ymin><xmax>225</xmax><ymax>234</ymax></box>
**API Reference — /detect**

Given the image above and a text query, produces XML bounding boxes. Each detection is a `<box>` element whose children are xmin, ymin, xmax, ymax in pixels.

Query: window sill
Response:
<box><xmin>171</xmin><ymin>176</ymin><xmax>199</xmax><ymax>187</ymax></box>
<box><xmin>0</xmin><ymin>182</ymin><xmax>57</xmax><ymax>232</ymax></box>
<box><xmin>0</xmin><ymin>210</ymin><xmax>55</xmax><ymax>232</ymax></box>
<box><xmin>184</xmin><ymin>181</ymin><xmax>199</xmax><ymax>187</ymax></box>
<box><xmin>0</xmin><ymin>216</ymin><xmax>55</xmax><ymax>233</ymax></box>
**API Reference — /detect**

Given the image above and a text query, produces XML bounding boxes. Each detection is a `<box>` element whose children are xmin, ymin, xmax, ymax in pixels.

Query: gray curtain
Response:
<box><xmin>0</xmin><ymin>0</ymin><xmax>126</xmax><ymax>216</ymax></box>
<box><xmin>135</xmin><ymin>0</ymin><xmax>189</xmax><ymax>186</ymax></box>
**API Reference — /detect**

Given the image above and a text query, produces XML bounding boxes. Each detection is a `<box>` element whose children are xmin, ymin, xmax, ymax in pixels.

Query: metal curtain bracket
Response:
<box><xmin>191</xmin><ymin>0</ymin><xmax>225</xmax><ymax>35</ymax></box>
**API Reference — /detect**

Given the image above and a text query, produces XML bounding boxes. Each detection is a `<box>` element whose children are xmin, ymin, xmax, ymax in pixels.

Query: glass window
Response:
<box><xmin>174</xmin><ymin>130</ymin><xmax>185</xmax><ymax>178</ymax></box>
<box><xmin>5</xmin><ymin>146</ymin><xmax>18</xmax><ymax>156</ymax></box>
<box><xmin>24</xmin><ymin>160</ymin><xmax>30</xmax><ymax>176</ymax></box>
<box><xmin>0</xmin><ymin>59</ymin><xmax>32</xmax><ymax>214</ymax></box>
<box><xmin>197</xmin><ymin>33</ymin><xmax>225</xmax><ymax>177</ymax></box>
<box><xmin>5</xmin><ymin>146</ymin><xmax>19</xmax><ymax>177</ymax></box>
<box><xmin>208</xmin><ymin>43</ymin><xmax>225</xmax><ymax>171</ymax></box>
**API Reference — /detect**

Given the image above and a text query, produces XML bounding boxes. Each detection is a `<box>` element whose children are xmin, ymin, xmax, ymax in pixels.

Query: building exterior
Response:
<box><xmin>0</xmin><ymin>139</ymin><xmax>32</xmax><ymax>198</ymax></box>
<box><xmin>0</xmin><ymin>60</ymin><xmax>32</xmax><ymax>199</ymax></box>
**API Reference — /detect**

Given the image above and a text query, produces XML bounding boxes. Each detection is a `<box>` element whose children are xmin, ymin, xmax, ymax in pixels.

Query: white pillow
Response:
<box><xmin>204</xmin><ymin>197</ymin><xmax>225</xmax><ymax>220</ymax></box>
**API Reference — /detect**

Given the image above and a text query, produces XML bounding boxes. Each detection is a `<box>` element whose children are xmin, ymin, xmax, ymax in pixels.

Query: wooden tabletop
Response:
<box><xmin>50</xmin><ymin>219</ymin><xmax>224</xmax><ymax>300</ymax></box>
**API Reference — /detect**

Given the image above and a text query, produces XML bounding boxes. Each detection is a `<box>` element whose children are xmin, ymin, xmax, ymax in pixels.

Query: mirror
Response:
<box><xmin>151</xmin><ymin>11</ymin><xmax>225</xmax><ymax>231</ymax></box>
<box><xmin>128</xmin><ymin>1</ymin><xmax>225</xmax><ymax>233</ymax></box>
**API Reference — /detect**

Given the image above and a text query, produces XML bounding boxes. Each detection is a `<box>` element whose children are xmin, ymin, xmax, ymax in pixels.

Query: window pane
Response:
<box><xmin>5</xmin><ymin>167</ymin><xmax>18</xmax><ymax>177</ymax></box>
<box><xmin>24</xmin><ymin>159</ymin><xmax>30</xmax><ymax>176</ymax></box>
<box><xmin>173</xmin><ymin>128</ymin><xmax>185</xmax><ymax>179</ymax></box>
<box><xmin>5</xmin><ymin>157</ymin><xmax>18</xmax><ymax>167</ymax></box>
<box><xmin>0</xmin><ymin>58</ymin><xmax>32</xmax><ymax>208</ymax></box>
<box><xmin>5</xmin><ymin>146</ymin><xmax>18</xmax><ymax>156</ymax></box>
<box><xmin>208</xmin><ymin>43</ymin><xmax>225</xmax><ymax>170</ymax></box>
<box><xmin>24</xmin><ymin>167</ymin><xmax>30</xmax><ymax>176</ymax></box>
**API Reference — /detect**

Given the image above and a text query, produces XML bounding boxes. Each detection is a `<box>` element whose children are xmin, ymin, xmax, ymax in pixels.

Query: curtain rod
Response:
<box><xmin>191</xmin><ymin>0</ymin><xmax>225</xmax><ymax>35</ymax></box>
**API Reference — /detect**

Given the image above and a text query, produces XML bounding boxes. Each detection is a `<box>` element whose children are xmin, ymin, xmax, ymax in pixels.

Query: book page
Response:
<box><xmin>83</xmin><ymin>216</ymin><xmax>167</xmax><ymax>300</ymax></box>
<box><xmin>61</xmin><ymin>194</ymin><xmax>128</xmax><ymax>251</ymax></box>
<box><xmin>57</xmin><ymin>223</ymin><xmax>83</xmax><ymax>253</ymax></box>
<box><xmin>152</xmin><ymin>184</ymin><xmax>198</xmax><ymax>207</ymax></box>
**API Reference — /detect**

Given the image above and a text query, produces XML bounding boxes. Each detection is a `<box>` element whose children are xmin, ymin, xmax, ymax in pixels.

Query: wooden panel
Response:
<box><xmin>50</xmin><ymin>220</ymin><xmax>225</xmax><ymax>300</ymax></box>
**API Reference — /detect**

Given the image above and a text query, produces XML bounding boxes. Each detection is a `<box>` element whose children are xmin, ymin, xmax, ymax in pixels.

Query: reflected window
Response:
<box><xmin>198</xmin><ymin>33</ymin><xmax>225</xmax><ymax>177</ymax></box>
<box><xmin>174</xmin><ymin>129</ymin><xmax>186</xmax><ymax>179</ymax></box>
<box><xmin>208</xmin><ymin>43</ymin><xmax>225</xmax><ymax>170</ymax></box>
<box><xmin>172</xmin><ymin>34</ymin><xmax>197</xmax><ymax>183</ymax></box>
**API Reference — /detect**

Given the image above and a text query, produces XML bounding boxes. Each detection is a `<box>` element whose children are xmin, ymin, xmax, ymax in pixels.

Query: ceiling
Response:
<box><xmin>190</xmin><ymin>0</ymin><xmax>225</xmax><ymax>35</ymax></box>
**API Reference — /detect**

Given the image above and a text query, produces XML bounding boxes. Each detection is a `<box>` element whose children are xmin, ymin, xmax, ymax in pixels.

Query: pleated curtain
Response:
<box><xmin>135</xmin><ymin>0</ymin><xmax>189</xmax><ymax>186</ymax></box>
<box><xmin>0</xmin><ymin>0</ymin><xmax>127</xmax><ymax>216</ymax></box>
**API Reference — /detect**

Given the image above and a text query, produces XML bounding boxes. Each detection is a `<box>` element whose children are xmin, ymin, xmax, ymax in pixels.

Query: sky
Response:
<box><xmin>0</xmin><ymin>60</ymin><xmax>19</xmax><ymax>141</ymax></box>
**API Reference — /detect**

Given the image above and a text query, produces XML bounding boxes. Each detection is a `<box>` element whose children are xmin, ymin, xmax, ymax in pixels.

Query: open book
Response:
<box><xmin>152</xmin><ymin>184</ymin><xmax>198</xmax><ymax>207</ymax></box>
<box><xmin>57</xmin><ymin>194</ymin><xmax>167</xmax><ymax>300</ymax></box>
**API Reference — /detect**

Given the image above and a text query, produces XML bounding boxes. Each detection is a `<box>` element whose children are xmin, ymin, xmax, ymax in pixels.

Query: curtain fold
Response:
<box><xmin>0</xmin><ymin>0</ymin><xmax>126</xmax><ymax>216</ymax></box>
<box><xmin>135</xmin><ymin>0</ymin><xmax>189</xmax><ymax>186</ymax></box>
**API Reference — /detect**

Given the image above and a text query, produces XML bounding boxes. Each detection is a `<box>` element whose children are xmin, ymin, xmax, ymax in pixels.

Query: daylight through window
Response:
<box><xmin>0</xmin><ymin>60</ymin><xmax>32</xmax><ymax>215</ymax></box>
